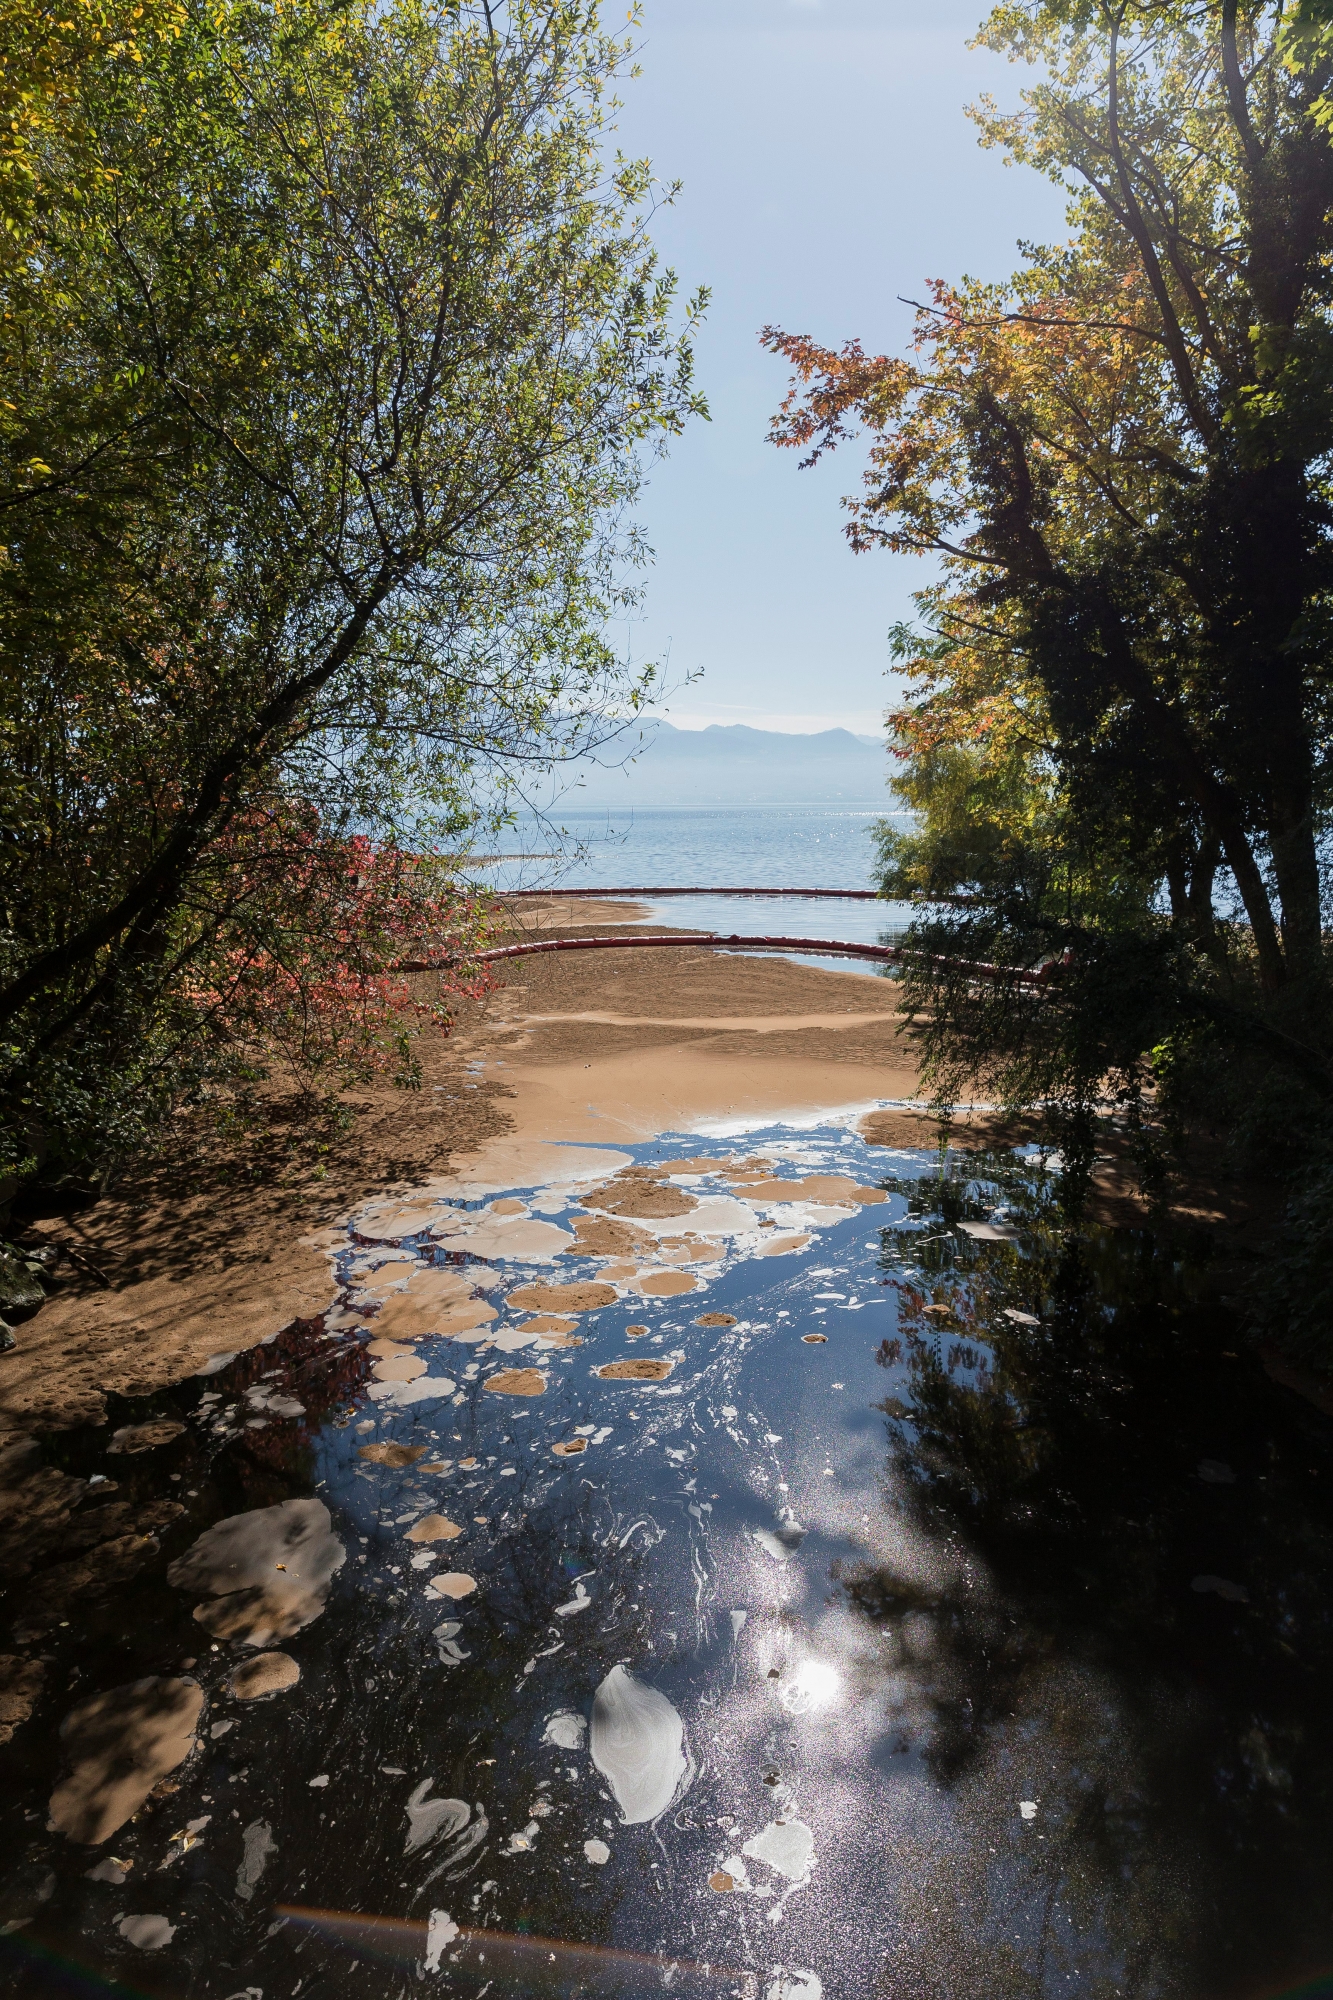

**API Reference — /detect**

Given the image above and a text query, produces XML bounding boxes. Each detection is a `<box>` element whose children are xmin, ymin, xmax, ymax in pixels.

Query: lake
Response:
<box><xmin>470</xmin><ymin>806</ymin><xmax>914</xmax><ymax>974</ymax></box>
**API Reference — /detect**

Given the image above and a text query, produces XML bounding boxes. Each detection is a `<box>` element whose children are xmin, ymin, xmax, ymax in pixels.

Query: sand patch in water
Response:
<box><xmin>586</xmin><ymin>1177</ymin><xmax>698</xmax><ymax>1221</ymax></box>
<box><xmin>507</xmin><ymin>1281</ymin><xmax>616</xmax><ymax>1315</ymax></box>
<box><xmin>194</xmin><ymin>1582</ymin><xmax>329</xmax><ymax>1646</ymax></box>
<box><xmin>729</xmin><ymin>1174</ymin><xmax>885</xmax><ymax>1207</ymax></box>
<box><xmin>405</xmin><ymin>1515</ymin><xmax>463</xmax><ymax>1543</ymax></box>
<box><xmin>372</xmin><ymin>1354</ymin><xmax>428</xmax><ymax>1383</ymax></box>
<box><xmin>429</xmin><ymin>1138</ymin><xmax>633</xmax><ymax>1200</ymax></box>
<box><xmin>373</xmin><ymin>1271</ymin><xmax>495</xmax><ymax>1343</ymax></box>
<box><xmin>229</xmin><ymin>1651</ymin><xmax>300</xmax><ymax>1700</ymax></box>
<box><xmin>696</xmin><ymin>1313</ymin><xmax>737</xmax><ymax>1327</ymax></box>
<box><xmin>354</xmin><ymin>1199</ymin><xmax>451</xmax><ymax>1243</ymax></box>
<box><xmin>49</xmin><ymin>1677</ymin><xmax>203</xmax><ymax>1844</ymax></box>
<box><xmin>357</xmin><ymin>1442</ymin><xmax>429</xmax><ymax>1468</ymax></box>
<box><xmin>633</xmin><ymin>1271</ymin><xmax>699</xmax><ymax>1297</ymax></box>
<box><xmin>597</xmin><ymin>1358</ymin><xmax>675</xmax><ymax>1382</ymax></box>
<box><xmin>485</xmin><ymin>1368</ymin><xmax>546</xmax><ymax>1397</ymax></box>
<box><xmin>429</xmin><ymin>1572</ymin><xmax>477</xmax><ymax>1599</ymax></box>
<box><xmin>552</xmin><ymin>1438</ymin><xmax>587</xmax><ymax>1455</ymax></box>
<box><xmin>107</xmin><ymin>1419</ymin><xmax>184</xmax><ymax>1456</ymax></box>
<box><xmin>430</xmin><ymin>1216</ymin><xmax>576</xmax><ymax>1263</ymax></box>
<box><xmin>561</xmin><ymin>1214</ymin><xmax>654</xmax><ymax>1259</ymax></box>
<box><xmin>169</xmin><ymin>1498</ymin><xmax>344</xmax><ymax>1645</ymax></box>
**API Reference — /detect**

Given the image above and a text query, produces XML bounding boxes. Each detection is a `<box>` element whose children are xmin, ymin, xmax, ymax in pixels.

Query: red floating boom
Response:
<box><xmin>495</xmin><ymin>886</ymin><xmax>882</xmax><ymax>900</ymax></box>
<box><xmin>398</xmin><ymin>933</ymin><xmax>1060</xmax><ymax>989</ymax></box>
<box><xmin>478</xmin><ymin>932</ymin><xmax>895</xmax><ymax>963</ymax></box>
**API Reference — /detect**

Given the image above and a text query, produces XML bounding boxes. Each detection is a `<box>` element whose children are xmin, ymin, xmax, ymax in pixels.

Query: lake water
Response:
<box><xmin>470</xmin><ymin>806</ymin><xmax>895</xmax><ymax>895</ymax></box>
<box><xmin>4</xmin><ymin>1128</ymin><xmax>1333</xmax><ymax>2000</ymax></box>
<box><xmin>471</xmin><ymin>807</ymin><xmax>913</xmax><ymax>975</ymax></box>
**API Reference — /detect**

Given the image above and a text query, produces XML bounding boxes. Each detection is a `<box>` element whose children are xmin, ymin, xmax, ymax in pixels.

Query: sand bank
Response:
<box><xmin>0</xmin><ymin>909</ymin><xmax>927</xmax><ymax>1438</ymax></box>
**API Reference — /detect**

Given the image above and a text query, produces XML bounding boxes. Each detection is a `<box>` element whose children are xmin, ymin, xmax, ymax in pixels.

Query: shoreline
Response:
<box><xmin>0</xmin><ymin>894</ymin><xmax>1300</xmax><ymax>1444</ymax></box>
<box><xmin>0</xmin><ymin>902</ymin><xmax>927</xmax><ymax>1441</ymax></box>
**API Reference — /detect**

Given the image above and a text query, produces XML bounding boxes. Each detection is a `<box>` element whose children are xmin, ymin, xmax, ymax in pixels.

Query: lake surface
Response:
<box><xmin>471</xmin><ymin>806</ymin><xmax>913</xmax><ymax>974</ymax></box>
<box><xmin>469</xmin><ymin>806</ymin><xmax>895</xmax><ymax>894</ymax></box>
<box><xmin>3</xmin><ymin>1126</ymin><xmax>1333</xmax><ymax>2000</ymax></box>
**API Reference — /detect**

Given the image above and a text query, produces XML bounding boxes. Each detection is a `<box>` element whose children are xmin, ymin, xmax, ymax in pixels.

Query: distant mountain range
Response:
<box><xmin>553</xmin><ymin>719</ymin><xmax>889</xmax><ymax>807</ymax></box>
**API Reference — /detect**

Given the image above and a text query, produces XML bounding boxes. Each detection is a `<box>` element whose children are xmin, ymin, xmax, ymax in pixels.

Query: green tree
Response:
<box><xmin>766</xmin><ymin>0</ymin><xmax>1333</xmax><ymax>1156</ymax></box>
<box><xmin>0</xmin><ymin>0</ymin><xmax>705</xmax><ymax>1180</ymax></box>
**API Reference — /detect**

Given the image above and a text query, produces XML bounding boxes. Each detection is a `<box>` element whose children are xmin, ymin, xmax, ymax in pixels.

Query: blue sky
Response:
<box><xmin>611</xmin><ymin>0</ymin><xmax>1069</xmax><ymax>737</ymax></box>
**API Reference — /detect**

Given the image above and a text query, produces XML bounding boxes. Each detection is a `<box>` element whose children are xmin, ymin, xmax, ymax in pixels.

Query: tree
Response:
<box><xmin>0</xmin><ymin>0</ymin><xmax>185</xmax><ymax>259</ymax></box>
<box><xmin>765</xmin><ymin>1</ymin><xmax>1333</xmax><ymax>1138</ymax></box>
<box><xmin>0</xmin><ymin>0</ymin><xmax>706</xmax><ymax>1180</ymax></box>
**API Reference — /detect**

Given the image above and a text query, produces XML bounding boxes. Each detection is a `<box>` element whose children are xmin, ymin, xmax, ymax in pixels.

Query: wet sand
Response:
<box><xmin>1</xmin><ymin>903</ymin><xmax>925</xmax><ymax>1440</ymax></box>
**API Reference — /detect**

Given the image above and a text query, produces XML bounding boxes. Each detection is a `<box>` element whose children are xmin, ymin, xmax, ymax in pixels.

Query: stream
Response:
<box><xmin>2</xmin><ymin>1125</ymin><xmax>1331</xmax><ymax>2000</ymax></box>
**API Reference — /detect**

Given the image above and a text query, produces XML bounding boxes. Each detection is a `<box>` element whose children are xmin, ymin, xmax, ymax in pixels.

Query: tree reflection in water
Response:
<box><xmin>839</xmin><ymin>1150</ymin><xmax>1333</xmax><ymax>2000</ymax></box>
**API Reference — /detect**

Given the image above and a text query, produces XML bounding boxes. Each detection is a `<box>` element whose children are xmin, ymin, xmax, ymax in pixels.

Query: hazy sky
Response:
<box><xmin>612</xmin><ymin>0</ymin><xmax>1069</xmax><ymax>736</ymax></box>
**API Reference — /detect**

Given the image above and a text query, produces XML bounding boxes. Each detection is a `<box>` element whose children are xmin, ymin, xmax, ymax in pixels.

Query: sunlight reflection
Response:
<box><xmin>780</xmin><ymin>1658</ymin><xmax>843</xmax><ymax>1715</ymax></box>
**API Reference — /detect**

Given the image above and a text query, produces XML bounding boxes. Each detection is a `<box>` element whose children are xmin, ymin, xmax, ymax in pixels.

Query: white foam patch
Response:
<box><xmin>430</xmin><ymin>1216</ymin><xmax>577</xmax><ymax>1263</ymax></box>
<box><xmin>589</xmin><ymin>1665</ymin><xmax>688</xmax><ymax>1825</ymax></box>
<box><xmin>236</xmin><ymin>1820</ymin><xmax>276</xmax><ymax>1902</ymax></box>
<box><xmin>542</xmin><ymin>1711</ymin><xmax>586</xmax><ymax>1750</ymax></box>
<box><xmin>743</xmin><ymin>1819</ymin><xmax>815</xmax><ymax>1881</ymax></box>
<box><xmin>404</xmin><ymin>1781</ymin><xmax>470</xmax><ymax>1855</ymax></box>
<box><xmin>433</xmin><ymin>1142</ymin><xmax>633</xmax><ymax>1198</ymax></box>
<box><xmin>117</xmin><ymin>1915</ymin><xmax>176</xmax><ymax>1950</ymax></box>
<box><xmin>554</xmin><ymin>1580</ymin><xmax>592</xmax><ymax>1619</ymax></box>
<box><xmin>692</xmin><ymin>1099</ymin><xmax>896</xmax><ymax>1139</ymax></box>
<box><xmin>630</xmin><ymin>1197</ymin><xmax>758</xmax><ymax>1240</ymax></box>
<box><xmin>366</xmin><ymin>1376</ymin><xmax>457</xmax><ymax>1406</ymax></box>
<box><xmin>766</xmin><ymin>1969</ymin><xmax>824</xmax><ymax>2000</ymax></box>
<box><xmin>425</xmin><ymin>1909</ymin><xmax>459</xmax><ymax>1971</ymax></box>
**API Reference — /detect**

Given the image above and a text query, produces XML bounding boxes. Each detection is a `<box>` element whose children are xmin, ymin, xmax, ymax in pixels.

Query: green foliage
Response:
<box><xmin>771</xmin><ymin>0</ymin><xmax>1333</xmax><ymax>1218</ymax></box>
<box><xmin>0</xmin><ymin>0</ymin><xmax>706</xmax><ymax>1186</ymax></box>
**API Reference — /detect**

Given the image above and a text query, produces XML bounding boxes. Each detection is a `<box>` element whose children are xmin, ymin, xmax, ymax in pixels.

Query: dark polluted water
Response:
<box><xmin>2</xmin><ymin>1127</ymin><xmax>1333</xmax><ymax>2000</ymax></box>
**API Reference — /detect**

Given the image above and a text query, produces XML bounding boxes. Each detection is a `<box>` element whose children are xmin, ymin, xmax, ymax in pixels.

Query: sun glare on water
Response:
<box><xmin>781</xmin><ymin>1659</ymin><xmax>843</xmax><ymax>1715</ymax></box>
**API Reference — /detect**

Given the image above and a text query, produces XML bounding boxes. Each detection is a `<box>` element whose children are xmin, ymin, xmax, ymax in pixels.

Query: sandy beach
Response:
<box><xmin>0</xmin><ymin>901</ymin><xmax>926</xmax><ymax>1441</ymax></box>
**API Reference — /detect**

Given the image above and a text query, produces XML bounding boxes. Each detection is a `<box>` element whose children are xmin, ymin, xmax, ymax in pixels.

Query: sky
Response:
<box><xmin>611</xmin><ymin>0</ymin><xmax>1071</xmax><ymax>738</ymax></box>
